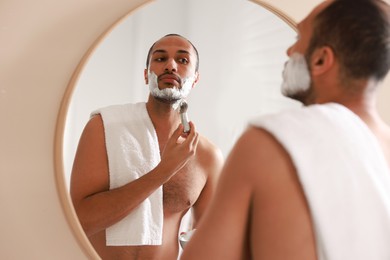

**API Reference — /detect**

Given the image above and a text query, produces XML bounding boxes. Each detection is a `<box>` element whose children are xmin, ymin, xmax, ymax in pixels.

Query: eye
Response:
<box><xmin>154</xmin><ymin>57</ymin><xmax>166</xmax><ymax>62</ymax></box>
<box><xmin>178</xmin><ymin>58</ymin><xmax>189</xmax><ymax>64</ymax></box>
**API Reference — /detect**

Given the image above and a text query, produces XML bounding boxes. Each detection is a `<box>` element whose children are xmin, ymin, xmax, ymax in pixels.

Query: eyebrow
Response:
<box><xmin>152</xmin><ymin>49</ymin><xmax>191</xmax><ymax>55</ymax></box>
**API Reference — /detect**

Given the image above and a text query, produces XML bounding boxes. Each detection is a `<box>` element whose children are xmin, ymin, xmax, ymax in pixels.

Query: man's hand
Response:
<box><xmin>159</xmin><ymin>121</ymin><xmax>199</xmax><ymax>180</ymax></box>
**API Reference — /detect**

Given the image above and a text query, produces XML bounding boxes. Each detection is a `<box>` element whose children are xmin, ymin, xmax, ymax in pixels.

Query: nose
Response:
<box><xmin>164</xmin><ymin>58</ymin><xmax>177</xmax><ymax>72</ymax></box>
<box><xmin>286</xmin><ymin>41</ymin><xmax>297</xmax><ymax>57</ymax></box>
<box><xmin>286</xmin><ymin>45</ymin><xmax>293</xmax><ymax>57</ymax></box>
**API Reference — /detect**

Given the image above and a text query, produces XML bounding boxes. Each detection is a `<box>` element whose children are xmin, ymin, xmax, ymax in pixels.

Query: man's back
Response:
<box><xmin>182</xmin><ymin>104</ymin><xmax>390</xmax><ymax>260</ymax></box>
<box><xmin>248</xmin><ymin>103</ymin><xmax>390</xmax><ymax>259</ymax></box>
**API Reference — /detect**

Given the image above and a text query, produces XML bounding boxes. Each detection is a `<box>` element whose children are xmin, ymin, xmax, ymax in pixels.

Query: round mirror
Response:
<box><xmin>62</xmin><ymin>0</ymin><xmax>298</xmax><ymax>188</ymax></box>
<box><xmin>58</xmin><ymin>0</ymin><xmax>298</xmax><ymax>257</ymax></box>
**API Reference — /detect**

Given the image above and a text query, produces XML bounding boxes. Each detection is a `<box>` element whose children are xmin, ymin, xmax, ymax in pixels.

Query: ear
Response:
<box><xmin>309</xmin><ymin>46</ymin><xmax>334</xmax><ymax>76</ymax></box>
<box><xmin>144</xmin><ymin>68</ymin><xmax>148</xmax><ymax>84</ymax></box>
<box><xmin>192</xmin><ymin>72</ymin><xmax>199</xmax><ymax>88</ymax></box>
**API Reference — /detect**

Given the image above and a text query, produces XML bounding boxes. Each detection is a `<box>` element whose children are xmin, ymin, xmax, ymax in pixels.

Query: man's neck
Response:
<box><xmin>146</xmin><ymin>96</ymin><xmax>181</xmax><ymax>138</ymax></box>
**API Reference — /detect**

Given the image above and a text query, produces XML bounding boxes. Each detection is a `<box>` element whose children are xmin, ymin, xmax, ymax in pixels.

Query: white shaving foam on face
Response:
<box><xmin>148</xmin><ymin>70</ymin><xmax>195</xmax><ymax>108</ymax></box>
<box><xmin>281</xmin><ymin>53</ymin><xmax>311</xmax><ymax>97</ymax></box>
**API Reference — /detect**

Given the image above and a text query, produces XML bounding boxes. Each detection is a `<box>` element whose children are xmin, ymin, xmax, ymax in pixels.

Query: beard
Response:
<box><xmin>281</xmin><ymin>53</ymin><xmax>312</xmax><ymax>103</ymax></box>
<box><xmin>148</xmin><ymin>70</ymin><xmax>195</xmax><ymax>106</ymax></box>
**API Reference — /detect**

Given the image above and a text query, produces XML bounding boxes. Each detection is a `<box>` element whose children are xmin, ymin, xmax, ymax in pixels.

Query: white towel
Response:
<box><xmin>250</xmin><ymin>103</ymin><xmax>390</xmax><ymax>260</ymax></box>
<box><xmin>92</xmin><ymin>102</ymin><xmax>163</xmax><ymax>246</ymax></box>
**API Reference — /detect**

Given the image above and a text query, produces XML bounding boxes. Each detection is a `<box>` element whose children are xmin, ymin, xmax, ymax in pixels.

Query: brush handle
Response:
<box><xmin>180</xmin><ymin>112</ymin><xmax>190</xmax><ymax>133</ymax></box>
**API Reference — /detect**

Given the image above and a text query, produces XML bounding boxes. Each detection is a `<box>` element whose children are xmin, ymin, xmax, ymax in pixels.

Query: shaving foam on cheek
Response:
<box><xmin>281</xmin><ymin>53</ymin><xmax>311</xmax><ymax>96</ymax></box>
<box><xmin>171</xmin><ymin>76</ymin><xmax>195</xmax><ymax>110</ymax></box>
<box><xmin>148</xmin><ymin>71</ymin><xmax>170</xmax><ymax>98</ymax></box>
<box><xmin>148</xmin><ymin>70</ymin><xmax>195</xmax><ymax>102</ymax></box>
<box><xmin>179</xmin><ymin>76</ymin><xmax>195</xmax><ymax>98</ymax></box>
<box><xmin>148</xmin><ymin>70</ymin><xmax>159</xmax><ymax>92</ymax></box>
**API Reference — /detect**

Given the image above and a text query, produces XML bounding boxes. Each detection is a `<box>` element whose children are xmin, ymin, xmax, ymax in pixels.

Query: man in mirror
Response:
<box><xmin>181</xmin><ymin>0</ymin><xmax>390</xmax><ymax>259</ymax></box>
<box><xmin>70</xmin><ymin>34</ymin><xmax>223</xmax><ymax>259</ymax></box>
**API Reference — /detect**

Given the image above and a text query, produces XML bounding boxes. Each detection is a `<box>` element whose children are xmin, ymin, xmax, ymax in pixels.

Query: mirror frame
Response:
<box><xmin>54</xmin><ymin>1</ymin><xmax>296</xmax><ymax>258</ymax></box>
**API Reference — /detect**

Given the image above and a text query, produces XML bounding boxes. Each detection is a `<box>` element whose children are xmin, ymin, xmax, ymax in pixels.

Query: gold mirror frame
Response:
<box><xmin>54</xmin><ymin>1</ymin><xmax>297</xmax><ymax>258</ymax></box>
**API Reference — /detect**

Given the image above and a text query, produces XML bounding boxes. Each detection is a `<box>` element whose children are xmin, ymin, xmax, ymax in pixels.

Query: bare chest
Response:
<box><xmin>162</xmin><ymin>162</ymin><xmax>207</xmax><ymax>214</ymax></box>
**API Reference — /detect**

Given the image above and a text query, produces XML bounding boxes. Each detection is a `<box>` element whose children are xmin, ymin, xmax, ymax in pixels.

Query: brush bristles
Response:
<box><xmin>179</xmin><ymin>100</ymin><xmax>188</xmax><ymax>113</ymax></box>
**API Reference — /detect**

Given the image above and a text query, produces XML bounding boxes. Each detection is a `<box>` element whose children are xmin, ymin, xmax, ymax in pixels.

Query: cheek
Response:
<box><xmin>149</xmin><ymin>64</ymin><xmax>162</xmax><ymax>74</ymax></box>
<box><xmin>182</xmin><ymin>67</ymin><xmax>197</xmax><ymax>78</ymax></box>
<box><xmin>289</xmin><ymin>43</ymin><xmax>306</xmax><ymax>57</ymax></box>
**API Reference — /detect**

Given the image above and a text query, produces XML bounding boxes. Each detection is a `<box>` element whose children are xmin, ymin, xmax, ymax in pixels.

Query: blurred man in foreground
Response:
<box><xmin>182</xmin><ymin>1</ymin><xmax>390</xmax><ymax>259</ymax></box>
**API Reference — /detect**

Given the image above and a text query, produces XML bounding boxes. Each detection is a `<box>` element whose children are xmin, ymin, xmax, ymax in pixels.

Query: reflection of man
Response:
<box><xmin>182</xmin><ymin>0</ymin><xmax>390</xmax><ymax>259</ymax></box>
<box><xmin>70</xmin><ymin>34</ymin><xmax>223</xmax><ymax>260</ymax></box>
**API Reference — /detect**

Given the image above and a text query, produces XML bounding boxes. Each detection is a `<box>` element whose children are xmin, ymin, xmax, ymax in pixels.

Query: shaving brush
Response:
<box><xmin>179</xmin><ymin>100</ymin><xmax>190</xmax><ymax>133</ymax></box>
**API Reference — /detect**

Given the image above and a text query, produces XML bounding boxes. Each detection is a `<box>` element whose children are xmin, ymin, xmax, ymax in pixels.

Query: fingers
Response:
<box><xmin>191</xmin><ymin>129</ymin><xmax>200</xmax><ymax>153</ymax></box>
<box><xmin>182</xmin><ymin>122</ymin><xmax>199</xmax><ymax>154</ymax></box>
<box><xmin>186</xmin><ymin>121</ymin><xmax>195</xmax><ymax>137</ymax></box>
<box><xmin>166</xmin><ymin>124</ymin><xmax>184</xmax><ymax>147</ymax></box>
<box><xmin>159</xmin><ymin>122</ymin><xmax>199</xmax><ymax>177</ymax></box>
<box><xmin>166</xmin><ymin>121</ymin><xmax>199</xmax><ymax>150</ymax></box>
<box><xmin>180</xmin><ymin>120</ymin><xmax>193</xmax><ymax>138</ymax></box>
<box><xmin>187</xmin><ymin>121</ymin><xmax>199</xmax><ymax>144</ymax></box>
<box><xmin>182</xmin><ymin>121</ymin><xmax>196</xmax><ymax>141</ymax></box>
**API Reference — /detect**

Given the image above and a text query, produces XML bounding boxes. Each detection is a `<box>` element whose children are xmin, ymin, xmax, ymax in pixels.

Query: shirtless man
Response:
<box><xmin>70</xmin><ymin>34</ymin><xmax>223</xmax><ymax>260</ymax></box>
<box><xmin>182</xmin><ymin>1</ymin><xmax>390</xmax><ymax>259</ymax></box>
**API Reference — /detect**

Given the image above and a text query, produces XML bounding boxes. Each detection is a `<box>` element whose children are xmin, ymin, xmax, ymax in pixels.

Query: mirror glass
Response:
<box><xmin>63</xmin><ymin>0</ymin><xmax>299</xmax><ymax>189</ymax></box>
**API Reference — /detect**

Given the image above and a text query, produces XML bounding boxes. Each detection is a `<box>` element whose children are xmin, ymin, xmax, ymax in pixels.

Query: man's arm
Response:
<box><xmin>181</xmin><ymin>127</ymin><xmax>317</xmax><ymax>260</ymax></box>
<box><xmin>191</xmin><ymin>139</ymin><xmax>224</xmax><ymax>228</ymax></box>
<box><xmin>70</xmin><ymin>115</ymin><xmax>199</xmax><ymax>237</ymax></box>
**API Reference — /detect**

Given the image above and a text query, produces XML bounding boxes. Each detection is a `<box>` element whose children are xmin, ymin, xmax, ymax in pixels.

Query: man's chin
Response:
<box><xmin>283</xmin><ymin>89</ymin><xmax>312</xmax><ymax>106</ymax></box>
<box><xmin>287</xmin><ymin>93</ymin><xmax>306</xmax><ymax>104</ymax></box>
<box><xmin>153</xmin><ymin>96</ymin><xmax>181</xmax><ymax>104</ymax></box>
<box><xmin>282</xmin><ymin>85</ymin><xmax>305</xmax><ymax>102</ymax></box>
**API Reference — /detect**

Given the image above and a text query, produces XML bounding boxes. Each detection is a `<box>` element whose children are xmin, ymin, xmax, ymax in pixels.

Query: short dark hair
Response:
<box><xmin>307</xmin><ymin>0</ymin><xmax>390</xmax><ymax>82</ymax></box>
<box><xmin>145</xmin><ymin>34</ymin><xmax>199</xmax><ymax>71</ymax></box>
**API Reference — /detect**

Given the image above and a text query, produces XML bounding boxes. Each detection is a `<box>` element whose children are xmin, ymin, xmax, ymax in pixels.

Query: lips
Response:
<box><xmin>158</xmin><ymin>73</ymin><xmax>181</xmax><ymax>84</ymax></box>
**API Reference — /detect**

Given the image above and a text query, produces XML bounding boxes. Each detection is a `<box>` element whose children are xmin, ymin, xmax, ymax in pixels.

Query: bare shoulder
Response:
<box><xmin>226</xmin><ymin>126</ymin><xmax>293</xmax><ymax>179</ymax></box>
<box><xmin>70</xmin><ymin>114</ymin><xmax>109</xmax><ymax>203</ymax></box>
<box><xmin>235</xmin><ymin>126</ymin><xmax>317</xmax><ymax>259</ymax></box>
<box><xmin>230</xmin><ymin>126</ymin><xmax>307</xmax><ymax>203</ymax></box>
<box><xmin>71</xmin><ymin>114</ymin><xmax>106</xmax><ymax>165</ymax></box>
<box><xmin>197</xmin><ymin>134</ymin><xmax>224</xmax><ymax>170</ymax></box>
<box><xmin>84</xmin><ymin>114</ymin><xmax>104</xmax><ymax>136</ymax></box>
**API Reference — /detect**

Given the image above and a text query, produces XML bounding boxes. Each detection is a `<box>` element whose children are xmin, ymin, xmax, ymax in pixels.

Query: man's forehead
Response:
<box><xmin>151</xmin><ymin>36</ymin><xmax>194</xmax><ymax>55</ymax></box>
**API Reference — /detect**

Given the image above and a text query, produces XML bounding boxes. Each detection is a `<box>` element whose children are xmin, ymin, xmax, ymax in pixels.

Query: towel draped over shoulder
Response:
<box><xmin>250</xmin><ymin>103</ymin><xmax>390</xmax><ymax>260</ymax></box>
<box><xmin>92</xmin><ymin>102</ymin><xmax>163</xmax><ymax>246</ymax></box>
